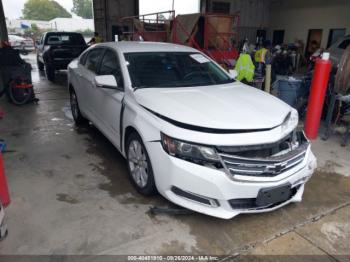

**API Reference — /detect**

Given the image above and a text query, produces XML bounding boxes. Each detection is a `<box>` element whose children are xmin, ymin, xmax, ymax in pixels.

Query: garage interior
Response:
<box><xmin>0</xmin><ymin>0</ymin><xmax>350</xmax><ymax>259</ymax></box>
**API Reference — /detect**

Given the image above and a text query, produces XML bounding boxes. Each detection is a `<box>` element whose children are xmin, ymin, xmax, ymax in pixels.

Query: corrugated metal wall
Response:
<box><xmin>92</xmin><ymin>0</ymin><xmax>138</xmax><ymax>41</ymax></box>
<box><xmin>204</xmin><ymin>0</ymin><xmax>271</xmax><ymax>44</ymax></box>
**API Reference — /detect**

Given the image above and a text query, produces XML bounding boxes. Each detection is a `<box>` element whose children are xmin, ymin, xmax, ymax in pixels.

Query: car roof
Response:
<box><xmin>96</xmin><ymin>41</ymin><xmax>199</xmax><ymax>53</ymax></box>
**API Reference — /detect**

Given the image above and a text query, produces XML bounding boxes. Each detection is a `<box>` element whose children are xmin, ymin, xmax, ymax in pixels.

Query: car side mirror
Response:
<box><xmin>228</xmin><ymin>69</ymin><xmax>238</xmax><ymax>79</ymax></box>
<box><xmin>94</xmin><ymin>75</ymin><xmax>118</xmax><ymax>89</ymax></box>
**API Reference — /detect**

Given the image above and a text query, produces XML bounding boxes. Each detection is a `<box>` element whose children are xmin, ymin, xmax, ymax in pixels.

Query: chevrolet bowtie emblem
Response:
<box><xmin>265</xmin><ymin>162</ymin><xmax>288</xmax><ymax>174</ymax></box>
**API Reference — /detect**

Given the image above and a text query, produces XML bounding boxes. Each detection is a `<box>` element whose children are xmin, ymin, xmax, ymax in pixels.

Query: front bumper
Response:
<box><xmin>148</xmin><ymin>142</ymin><xmax>316</xmax><ymax>219</ymax></box>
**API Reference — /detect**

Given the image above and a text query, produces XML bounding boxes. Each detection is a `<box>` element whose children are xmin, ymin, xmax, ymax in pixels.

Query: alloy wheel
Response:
<box><xmin>127</xmin><ymin>140</ymin><xmax>149</xmax><ymax>188</ymax></box>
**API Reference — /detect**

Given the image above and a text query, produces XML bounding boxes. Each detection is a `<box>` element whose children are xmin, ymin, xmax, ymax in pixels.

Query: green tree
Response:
<box><xmin>24</xmin><ymin>23</ymin><xmax>41</xmax><ymax>37</ymax></box>
<box><xmin>31</xmin><ymin>23</ymin><xmax>39</xmax><ymax>31</ymax></box>
<box><xmin>22</xmin><ymin>0</ymin><xmax>72</xmax><ymax>21</ymax></box>
<box><xmin>71</xmin><ymin>0</ymin><xmax>93</xmax><ymax>19</ymax></box>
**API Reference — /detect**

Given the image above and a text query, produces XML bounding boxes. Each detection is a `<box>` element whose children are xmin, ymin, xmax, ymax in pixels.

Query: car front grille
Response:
<box><xmin>229</xmin><ymin>185</ymin><xmax>301</xmax><ymax>210</ymax></box>
<box><xmin>217</xmin><ymin>131</ymin><xmax>309</xmax><ymax>178</ymax></box>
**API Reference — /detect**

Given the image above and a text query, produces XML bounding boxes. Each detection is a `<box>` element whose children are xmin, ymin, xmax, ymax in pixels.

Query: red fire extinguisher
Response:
<box><xmin>304</xmin><ymin>52</ymin><xmax>332</xmax><ymax>139</ymax></box>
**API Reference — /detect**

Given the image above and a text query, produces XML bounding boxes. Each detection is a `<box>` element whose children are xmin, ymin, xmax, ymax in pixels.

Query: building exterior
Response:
<box><xmin>6</xmin><ymin>18</ymin><xmax>94</xmax><ymax>35</ymax></box>
<box><xmin>49</xmin><ymin>18</ymin><xmax>94</xmax><ymax>32</ymax></box>
<box><xmin>6</xmin><ymin>18</ymin><xmax>51</xmax><ymax>34</ymax></box>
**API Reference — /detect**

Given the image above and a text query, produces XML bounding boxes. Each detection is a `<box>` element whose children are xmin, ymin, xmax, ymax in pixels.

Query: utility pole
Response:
<box><xmin>0</xmin><ymin>0</ymin><xmax>8</xmax><ymax>42</ymax></box>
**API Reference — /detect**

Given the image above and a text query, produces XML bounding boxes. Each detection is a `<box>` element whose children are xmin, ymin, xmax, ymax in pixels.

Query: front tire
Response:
<box><xmin>126</xmin><ymin>132</ymin><xmax>157</xmax><ymax>196</ymax></box>
<box><xmin>70</xmin><ymin>88</ymin><xmax>87</xmax><ymax>125</ymax></box>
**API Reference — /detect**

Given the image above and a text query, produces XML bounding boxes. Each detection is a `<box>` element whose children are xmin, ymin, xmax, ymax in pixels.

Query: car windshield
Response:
<box><xmin>124</xmin><ymin>52</ymin><xmax>234</xmax><ymax>88</ymax></box>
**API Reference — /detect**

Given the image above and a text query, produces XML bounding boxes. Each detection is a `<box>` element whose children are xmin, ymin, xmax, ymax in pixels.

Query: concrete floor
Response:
<box><xmin>0</xmin><ymin>54</ymin><xmax>349</xmax><ymax>259</ymax></box>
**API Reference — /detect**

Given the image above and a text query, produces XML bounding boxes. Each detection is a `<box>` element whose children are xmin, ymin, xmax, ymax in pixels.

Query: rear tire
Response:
<box><xmin>126</xmin><ymin>132</ymin><xmax>157</xmax><ymax>196</ymax></box>
<box><xmin>70</xmin><ymin>88</ymin><xmax>87</xmax><ymax>125</ymax></box>
<box><xmin>45</xmin><ymin>64</ymin><xmax>55</xmax><ymax>81</ymax></box>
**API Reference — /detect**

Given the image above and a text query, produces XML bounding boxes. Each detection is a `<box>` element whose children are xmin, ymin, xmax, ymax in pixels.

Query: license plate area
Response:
<box><xmin>255</xmin><ymin>183</ymin><xmax>292</xmax><ymax>207</ymax></box>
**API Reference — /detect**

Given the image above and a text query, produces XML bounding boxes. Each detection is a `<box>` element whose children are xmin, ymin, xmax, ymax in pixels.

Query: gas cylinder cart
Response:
<box><xmin>0</xmin><ymin>47</ymin><xmax>35</xmax><ymax>105</ymax></box>
<box><xmin>0</xmin><ymin>202</ymin><xmax>7</xmax><ymax>240</ymax></box>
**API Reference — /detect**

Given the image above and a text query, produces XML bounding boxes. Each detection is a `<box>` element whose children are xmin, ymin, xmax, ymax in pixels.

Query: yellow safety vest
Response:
<box><xmin>234</xmin><ymin>54</ymin><xmax>255</xmax><ymax>82</ymax></box>
<box><xmin>255</xmin><ymin>48</ymin><xmax>267</xmax><ymax>63</ymax></box>
<box><xmin>95</xmin><ymin>36</ymin><xmax>103</xmax><ymax>43</ymax></box>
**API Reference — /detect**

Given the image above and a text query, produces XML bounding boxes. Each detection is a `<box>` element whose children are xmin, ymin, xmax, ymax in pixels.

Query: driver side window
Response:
<box><xmin>99</xmin><ymin>49</ymin><xmax>124</xmax><ymax>88</ymax></box>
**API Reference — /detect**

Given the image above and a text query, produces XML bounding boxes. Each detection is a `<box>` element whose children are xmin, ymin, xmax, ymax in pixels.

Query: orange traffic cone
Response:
<box><xmin>0</xmin><ymin>153</ymin><xmax>10</xmax><ymax>207</ymax></box>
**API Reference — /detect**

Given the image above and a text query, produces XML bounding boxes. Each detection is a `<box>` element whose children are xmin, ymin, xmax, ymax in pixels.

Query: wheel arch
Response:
<box><xmin>121</xmin><ymin>100</ymin><xmax>161</xmax><ymax>155</ymax></box>
<box><xmin>123</xmin><ymin>125</ymin><xmax>140</xmax><ymax>155</ymax></box>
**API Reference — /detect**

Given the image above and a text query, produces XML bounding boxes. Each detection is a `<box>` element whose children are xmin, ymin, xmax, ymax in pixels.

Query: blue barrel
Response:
<box><xmin>274</xmin><ymin>76</ymin><xmax>303</xmax><ymax>108</ymax></box>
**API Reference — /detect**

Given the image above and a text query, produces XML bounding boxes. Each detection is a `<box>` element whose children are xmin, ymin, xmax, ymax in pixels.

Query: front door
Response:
<box><xmin>79</xmin><ymin>48</ymin><xmax>105</xmax><ymax>124</ymax></box>
<box><xmin>93</xmin><ymin>48</ymin><xmax>125</xmax><ymax>149</ymax></box>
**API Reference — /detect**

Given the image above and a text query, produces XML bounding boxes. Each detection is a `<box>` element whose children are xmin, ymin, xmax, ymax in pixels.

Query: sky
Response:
<box><xmin>3</xmin><ymin>0</ymin><xmax>199</xmax><ymax>19</ymax></box>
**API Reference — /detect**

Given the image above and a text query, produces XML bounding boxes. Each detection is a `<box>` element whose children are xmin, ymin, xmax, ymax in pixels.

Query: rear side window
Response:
<box><xmin>338</xmin><ymin>39</ymin><xmax>350</xmax><ymax>49</ymax></box>
<box><xmin>85</xmin><ymin>49</ymin><xmax>104</xmax><ymax>73</ymax></box>
<box><xmin>45</xmin><ymin>33</ymin><xmax>86</xmax><ymax>46</ymax></box>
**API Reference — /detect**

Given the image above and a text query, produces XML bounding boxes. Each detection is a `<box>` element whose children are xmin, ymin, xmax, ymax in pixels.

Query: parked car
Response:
<box><xmin>68</xmin><ymin>42</ymin><xmax>317</xmax><ymax>219</ymax></box>
<box><xmin>8</xmin><ymin>35</ymin><xmax>35</xmax><ymax>55</ymax></box>
<box><xmin>37</xmin><ymin>32</ymin><xmax>87</xmax><ymax>81</ymax></box>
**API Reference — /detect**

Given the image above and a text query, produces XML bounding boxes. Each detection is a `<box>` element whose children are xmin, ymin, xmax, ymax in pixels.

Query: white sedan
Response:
<box><xmin>68</xmin><ymin>42</ymin><xmax>316</xmax><ymax>219</ymax></box>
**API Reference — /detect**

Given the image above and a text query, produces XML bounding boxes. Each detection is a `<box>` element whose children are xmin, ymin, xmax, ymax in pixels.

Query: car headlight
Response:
<box><xmin>282</xmin><ymin>109</ymin><xmax>299</xmax><ymax>132</ymax></box>
<box><xmin>161</xmin><ymin>133</ymin><xmax>221</xmax><ymax>166</ymax></box>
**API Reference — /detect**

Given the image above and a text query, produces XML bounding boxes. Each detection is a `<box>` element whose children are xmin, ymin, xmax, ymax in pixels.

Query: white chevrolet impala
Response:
<box><xmin>68</xmin><ymin>42</ymin><xmax>317</xmax><ymax>219</ymax></box>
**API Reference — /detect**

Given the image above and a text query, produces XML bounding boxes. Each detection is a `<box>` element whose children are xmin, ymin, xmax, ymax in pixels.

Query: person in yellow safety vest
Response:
<box><xmin>255</xmin><ymin>47</ymin><xmax>268</xmax><ymax>63</ymax></box>
<box><xmin>234</xmin><ymin>53</ymin><xmax>255</xmax><ymax>82</ymax></box>
<box><xmin>87</xmin><ymin>32</ymin><xmax>103</xmax><ymax>45</ymax></box>
<box><xmin>255</xmin><ymin>41</ymin><xmax>272</xmax><ymax>64</ymax></box>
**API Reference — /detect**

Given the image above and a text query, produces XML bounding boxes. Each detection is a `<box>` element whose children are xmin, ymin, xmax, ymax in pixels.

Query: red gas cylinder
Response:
<box><xmin>0</xmin><ymin>153</ymin><xmax>10</xmax><ymax>207</ymax></box>
<box><xmin>304</xmin><ymin>53</ymin><xmax>332</xmax><ymax>139</ymax></box>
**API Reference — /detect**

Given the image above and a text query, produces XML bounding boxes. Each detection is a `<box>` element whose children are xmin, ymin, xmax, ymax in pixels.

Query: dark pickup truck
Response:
<box><xmin>37</xmin><ymin>32</ymin><xmax>87</xmax><ymax>81</ymax></box>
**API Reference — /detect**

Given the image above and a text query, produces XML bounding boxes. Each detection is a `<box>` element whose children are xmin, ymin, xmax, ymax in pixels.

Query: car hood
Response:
<box><xmin>134</xmin><ymin>82</ymin><xmax>292</xmax><ymax>130</ymax></box>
